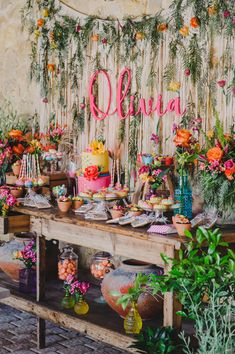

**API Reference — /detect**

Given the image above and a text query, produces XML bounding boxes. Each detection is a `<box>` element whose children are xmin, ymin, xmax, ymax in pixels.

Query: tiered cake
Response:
<box><xmin>78</xmin><ymin>140</ymin><xmax>111</xmax><ymax>193</ymax></box>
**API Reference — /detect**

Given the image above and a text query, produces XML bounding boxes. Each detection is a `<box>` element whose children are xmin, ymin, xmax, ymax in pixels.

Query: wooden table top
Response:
<box><xmin>14</xmin><ymin>206</ymin><xmax>235</xmax><ymax>247</ymax></box>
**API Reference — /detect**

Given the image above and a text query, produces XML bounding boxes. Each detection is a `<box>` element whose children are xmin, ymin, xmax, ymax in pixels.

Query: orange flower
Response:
<box><xmin>37</xmin><ymin>18</ymin><xmax>44</xmax><ymax>27</ymax></box>
<box><xmin>225</xmin><ymin>166</ymin><xmax>235</xmax><ymax>180</ymax></box>
<box><xmin>12</xmin><ymin>144</ymin><xmax>24</xmax><ymax>156</ymax></box>
<box><xmin>9</xmin><ymin>130</ymin><xmax>23</xmax><ymax>139</ymax></box>
<box><xmin>179</xmin><ymin>25</ymin><xmax>189</xmax><ymax>37</ymax></box>
<box><xmin>190</xmin><ymin>17</ymin><xmax>200</xmax><ymax>28</ymax></box>
<box><xmin>135</xmin><ymin>32</ymin><xmax>144</xmax><ymax>40</ymax></box>
<box><xmin>47</xmin><ymin>63</ymin><xmax>56</xmax><ymax>72</ymax></box>
<box><xmin>25</xmin><ymin>146</ymin><xmax>35</xmax><ymax>154</ymax></box>
<box><xmin>91</xmin><ymin>34</ymin><xmax>99</xmax><ymax>42</ymax></box>
<box><xmin>173</xmin><ymin>129</ymin><xmax>192</xmax><ymax>148</ymax></box>
<box><xmin>224</xmin><ymin>134</ymin><xmax>233</xmax><ymax>141</ymax></box>
<box><xmin>157</xmin><ymin>23</ymin><xmax>168</xmax><ymax>32</ymax></box>
<box><xmin>206</xmin><ymin>147</ymin><xmax>223</xmax><ymax>162</ymax></box>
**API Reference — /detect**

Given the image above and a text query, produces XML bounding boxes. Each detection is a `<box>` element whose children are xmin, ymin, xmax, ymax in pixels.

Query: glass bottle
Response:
<box><xmin>174</xmin><ymin>172</ymin><xmax>192</xmax><ymax>219</ymax></box>
<box><xmin>74</xmin><ymin>294</ymin><xmax>89</xmax><ymax>315</ymax></box>
<box><xmin>58</xmin><ymin>246</ymin><xmax>78</xmax><ymax>281</ymax></box>
<box><xmin>61</xmin><ymin>288</ymin><xmax>75</xmax><ymax>309</ymax></box>
<box><xmin>124</xmin><ymin>302</ymin><xmax>142</xmax><ymax>334</ymax></box>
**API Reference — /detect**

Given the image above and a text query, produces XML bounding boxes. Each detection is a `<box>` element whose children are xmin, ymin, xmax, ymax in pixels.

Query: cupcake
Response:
<box><xmin>110</xmin><ymin>205</ymin><xmax>126</xmax><ymax>219</ymax></box>
<box><xmin>105</xmin><ymin>192</ymin><xmax>117</xmax><ymax>200</ymax></box>
<box><xmin>138</xmin><ymin>200</ymin><xmax>153</xmax><ymax>211</ymax></box>
<box><xmin>173</xmin><ymin>214</ymin><xmax>191</xmax><ymax>236</ymax></box>
<box><xmin>150</xmin><ymin>195</ymin><xmax>162</xmax><ymax>204</ymax></box>
<box><xmin>128</xmin><ymin>204</ymin><xmax>143</xmax><ymax>217</ymax></box>
<box><xmin>10</xmin><ymin>187</ymin><xmax>23</xmax><ymax>198</ymax></box>
<box><xmin>79</xmin><ymin>191</ymin><xmax>93</xmax><ymax>199</ymax></box>
<box><xmin>93</xmin><ymin>192</ymin><xmax>106</xmax><ymax>200</ymax></box>
<box><xmin>57</xmin><ymin>196</ymin><xmax>72</xmax><ymax>213</ymax></box>
<box><xmin>72</xmin><ymin>196</ymin><xmax>84</xmax><ymax>210</ymax></box>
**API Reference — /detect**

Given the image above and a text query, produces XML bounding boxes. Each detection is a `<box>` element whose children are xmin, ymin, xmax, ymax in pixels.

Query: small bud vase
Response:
<box><xmin>61</xmin><ymin>290</ymin><xmax>75</xmax><ymax>309</ymax></box>
<box><xmin>74</xmin><ymin>295</ymin><xmax>89</xmax><ymax>315</ymax></box>
<box><xmin>124</xmin><ymin>302</ymin><xmax>142</xmax><ymax>334</ymax></box>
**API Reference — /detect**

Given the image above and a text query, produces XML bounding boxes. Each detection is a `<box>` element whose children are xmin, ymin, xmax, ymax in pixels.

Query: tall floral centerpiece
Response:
<box><xmin>14</xmin><ymin>238</ymin><xmax>37</xmax><ymax>294</ymax></box>
<box><xmin>0</xmin><ymin>187</ymin><xmax>17</xmax><ymax>217</ymax></box>
<box><xmin>46</xmin><ymin>121</ymin><xmax>66</xmax><ymax>150</ymax></box>
<box><xmin>173</xmin><ymin>129</ymin><xmax>199</xmax><ymax>218</ymax></box>
<box><xmin>198</xmin><ymin>117</ymin><xmax>235</xmax><ymax>222</ymax></box>
<box><xmin>138</xmin><ymin>163</ymin><xmax>168</xmax><ymax>198</ymax></box>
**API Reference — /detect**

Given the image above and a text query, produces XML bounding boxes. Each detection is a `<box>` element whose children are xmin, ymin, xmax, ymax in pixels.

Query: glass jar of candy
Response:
<box><xmin>58</xmin><ymin>246</ymin><xmax>78</xmax><ymax>281</ymax></box>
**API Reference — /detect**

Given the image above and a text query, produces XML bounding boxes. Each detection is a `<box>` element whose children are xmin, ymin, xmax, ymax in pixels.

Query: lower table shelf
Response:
<box><xmin>0</xmin><ymin>271</ymin><xmax>194</xmax><ymax>352</ymax></box>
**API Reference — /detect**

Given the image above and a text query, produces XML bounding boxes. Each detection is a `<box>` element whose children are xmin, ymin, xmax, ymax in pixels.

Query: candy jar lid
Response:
<box><xmin>59</xmin><ymin>246</ymin><xmax>78</xmax><ymax>260</ymax></box>
<box><xmin>91</xmin><ymin>251</ymin><xmax>112</xmax><ymax>261</ymax></box>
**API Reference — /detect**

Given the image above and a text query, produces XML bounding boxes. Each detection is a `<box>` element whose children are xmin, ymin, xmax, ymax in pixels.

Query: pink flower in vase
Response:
<box><xmin>150</xmin><ymin>133</ymin><xmax>160</xmax><ymax>145</ymax></box>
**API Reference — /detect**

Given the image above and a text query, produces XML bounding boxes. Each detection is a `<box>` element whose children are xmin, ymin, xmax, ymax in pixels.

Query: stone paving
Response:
<box><xmin>0</xmin><ymin>304</ymin><xmax>129</xmax><ymax>354</ymax></box>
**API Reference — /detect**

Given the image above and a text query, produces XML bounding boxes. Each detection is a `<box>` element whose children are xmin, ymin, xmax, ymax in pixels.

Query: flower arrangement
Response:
<box><xmin>14</xmin><ymin>239</ymin><xmax>36</xmax><ymax>269</ymax></box>
<box><xmin>0</xmin><ymin>137</ymin><xmax>12</xmax><ymax>177</ymax></box>
<box><xmin>0</xmin><ymin>187</ymin><xmax>17</xmax><ymax>216</ymax></box>
<box><xmin>173</xmin><ymin>128</ymin><xmax>199</xmax><ymax>174</ymax></box>
<box><xmin>47</xmin><ymin>122</ymin><xmax>66</xmax><ymax>149</ymax></box>
<box><xmin>138</xmin><ymin>164</ymin><xmax>168</xmax><ymax>191</ymax></box>
<box><xmin>63</xmin><ymin>274</ymin><xmax>90</xmax><ymax>315</ymax></box>
<box><xmin>198</xmin><ymin>116</ymin><xmax>235</xmax><ymax>214</ymax></box>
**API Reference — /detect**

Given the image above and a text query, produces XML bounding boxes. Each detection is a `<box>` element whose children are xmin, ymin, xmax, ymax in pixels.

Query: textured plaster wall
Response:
<box><xmin>0</xmin><ymin>0</ymin><xmax>38</xmax><ymax>115</ymax></box>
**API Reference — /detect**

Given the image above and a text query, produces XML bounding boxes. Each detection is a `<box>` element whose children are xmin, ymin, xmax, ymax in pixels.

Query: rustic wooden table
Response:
<box><xmin>1</xmin><ymin>206</ymin><xmax>234</xmax><ymax>352</ymax></box>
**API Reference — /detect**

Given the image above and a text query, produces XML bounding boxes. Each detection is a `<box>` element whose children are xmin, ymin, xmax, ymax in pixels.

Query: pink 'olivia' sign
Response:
<box><xmin>89</xmin><ymin>67</ymin><xmax>186</xmax><ymax>121</ymax></box>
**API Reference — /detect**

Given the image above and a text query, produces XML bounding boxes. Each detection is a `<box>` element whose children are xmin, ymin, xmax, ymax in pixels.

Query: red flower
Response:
<box><xmin>84</xmin><ymin>166</ymin><xmax>99</xmax><ymax>181</ymax></box>
<box><xmin>217</xmin><ymin>80</ymin><xmax>226</xmax><ymax>88</ymax></box>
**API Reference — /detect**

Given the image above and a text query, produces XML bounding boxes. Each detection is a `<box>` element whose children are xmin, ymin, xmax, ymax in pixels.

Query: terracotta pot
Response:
<box><xmin>12</xmin><ymin>161</ymin><xmax>21</xmax><ymax>177</ymax></box>
<box><xmin>110</xmin><ymin>209</ymin><xmax>124</xmax><ymax>219</ymax></box>
<box><xmin>101</xmin><ymin>259</ymin><xmax>163</xmax><ymax>320</ymax></box>
<box><xmin>10</xmin><ymin>188</ymin><xmax>23</xmax><ymax>198</ymax></box>
<box><xmin>72</xmin><ymin>200</ymin><xmax>84</xmax><ymax>210</ymax></box>
<box><xmin>175</xmin><ymin>222</ymin><xmax>191</xmax><ymax>237</ymax></box>
<box><xmin>57</xmin><ymin>200</ymin><xmax>72</xmax><ymax>213</ymax></box>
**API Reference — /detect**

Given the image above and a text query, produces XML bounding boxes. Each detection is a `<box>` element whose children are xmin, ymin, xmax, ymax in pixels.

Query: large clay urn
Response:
<box><xmin>101</xmin><ymin>259</ymin><xmax>163</xmax><ymax>320</ymax></box>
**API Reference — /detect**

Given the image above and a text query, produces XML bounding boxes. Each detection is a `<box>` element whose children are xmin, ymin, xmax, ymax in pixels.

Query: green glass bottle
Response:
<box><xmin>61</xmin><ymin>289</ymin><xmax>75</xmax><ymax>309</ymax></box>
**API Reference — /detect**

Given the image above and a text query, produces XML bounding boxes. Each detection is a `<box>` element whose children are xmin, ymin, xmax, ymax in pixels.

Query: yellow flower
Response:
<box><xmin>34</xmin><ymin>29</ymin><xmax>40</xmax><ymax>39</ymax></box>
<box><xmin>168</xmin><ymin>81</ymin><xmax>181</xmax><ymax>92</ymax></box>
<box><xmin>90</xmin><ymin>140</ymin><xmax>105</xmax><ymax>155</ymax></box>
<box><xmin>50</xmin><ymin>42</ymin><xmax>58</xmax><ymax>49</ymax></box>
<box><xmin>179</xmin><ymin>26</ymin><xmax>189</xmax><ymax>37</ymax></box>
<box><xmin>207</xmin><ymin>130</ymin><xmax>214</xmax><ymax>139</ymax></box>
<box><xmin>42</xmin><ymin>8</ymin><xmax>49</xmax><ymax>17</ymax></box>
<box><xmin>208</xmin><ymin>6</ymin><xmax>217</xmax><ymax>16</ymax></box>
<box><xmin>139</xmin><ymin>173</ymin><xmax>149</xmax><ymax>182</ymax></box>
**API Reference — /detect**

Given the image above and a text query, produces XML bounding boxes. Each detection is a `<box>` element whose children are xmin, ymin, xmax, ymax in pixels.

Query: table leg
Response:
<box><xmin>163</xmin><ymin>246</ymin><xmax>182</xmax><ymax>329</ymax></box>
<box><xmin>36</xmin><ymin>234</ymin><xmax>46</xmax><ymax>349</ymax></box>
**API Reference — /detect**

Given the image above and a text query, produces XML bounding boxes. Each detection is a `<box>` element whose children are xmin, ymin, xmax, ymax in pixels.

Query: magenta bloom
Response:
<box><xmin>217</xmin><ymin>80</ymin><xmax>226</xmax><ymax>88</ymax></box>
<box><xmin>76</xmin><ymin>24</ymin><xmax>81</xmax><ymax>32</ymax></box>
<box><xmin>102</xmin><ymin>38</ymin><xmax>108</xmax><ymax>45</ymax></box>
<box><xmin>150</xmin><ymin>133</ymin><xmax>160</xmax><ymax>145</ymax></box>
<box><xmin>185</xmin><ymin>68</ymin><xmax>190</xmax><ymax>76</ymax></box>
<box><xmin>233</xmin><ymin>17</ymin><xmax>235</xmax><ymax>24</ymax></box>
<box><xmin>224</xmin><ymin>159</ymin><xmax>234</xmax><ymax>170</ymax></box>
<box><xmin>223</xmin><ymin>10</ymin><xmax>231</xmax><ymax>18</ymax></box>
<box><xmin>138</xmin><ymin>165</ymin><xmax>149</xmax><ymax>175</ymax></box>
<box><xmin>172</xmin><ymin>123</ymin><xmax>178</xmax><ymax>134</ymax></box>
<box><xmin>232</xmin><ymin>87</ymin><xmax>235</xmax><ymax>96</ymax></box>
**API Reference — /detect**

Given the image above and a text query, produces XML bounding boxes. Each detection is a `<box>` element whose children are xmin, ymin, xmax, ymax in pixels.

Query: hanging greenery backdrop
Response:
<box><xmin>22</xmin><ymin>0</ymin><xmax>234</xmax><ymax>167</ymax></box>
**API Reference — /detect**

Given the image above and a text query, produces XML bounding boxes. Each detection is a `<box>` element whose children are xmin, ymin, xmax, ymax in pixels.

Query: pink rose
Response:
<box><xmin>199</xmin><ymin>163</ymin><xmax>205</xmax><ymax>170</ymax></box>
<box><xmin>217</xmin><ymin>80</ymin><xmax>226</xmax><ymax>88</ymax></box>
<box><xmin>224</xmin><ymin>159</ymin><xmax>234</xmax><ymax>170</ymax></box>
<box><xmin>185</xmin><ymin>68</ymin><xmax>190</xmax><ymax>76</ymax></box>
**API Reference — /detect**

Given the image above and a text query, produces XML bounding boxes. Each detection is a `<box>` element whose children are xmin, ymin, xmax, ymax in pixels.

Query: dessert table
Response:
<box><xmin>0</xmin><ymin>206</ymin><xmax>234</xmax><ymax>352</ymax></box>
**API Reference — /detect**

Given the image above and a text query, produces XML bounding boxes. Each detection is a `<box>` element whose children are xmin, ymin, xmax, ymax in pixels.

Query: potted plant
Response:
<box><xmin>57</xmin><ymin>196</ymin><xmax>72</xmax><ymax>213</ymax></box>
<box><xmin>14</xmin><ymin>238</ymin><xmax>37</xmax><ymax>294</ymax></box>
<box><xmin>130</xmin><ymin>326</ymin><xmax>177</xmax><ymax>354</ymax></box>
